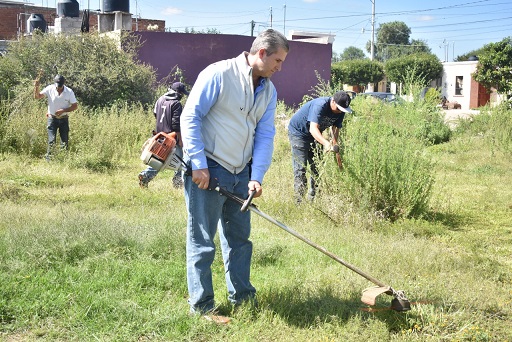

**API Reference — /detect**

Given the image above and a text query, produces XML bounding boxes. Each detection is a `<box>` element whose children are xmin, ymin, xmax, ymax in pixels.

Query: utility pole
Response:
<box><xmin>251</xmin><ymin>20</ymin><xmax>255</xmax><ymax>36</ymax></box>
<box><xmin>270</xmin><ymin>6</ymin><xmax>272</xmax><ymax>28</ymax></box>
<box><xmin>368</xmin><ymin>0</ymin><xmax>376</xmax><ymax>92</ymax></box>
<box><xmin>371</xmin><ymin>0</ymin><xmax>375</xmax><ymax>61</ymax></box>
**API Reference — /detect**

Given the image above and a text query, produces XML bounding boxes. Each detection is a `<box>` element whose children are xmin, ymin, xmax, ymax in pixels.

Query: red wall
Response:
<box><xmin>133</xmin><ymin>31</ymin><xmax>332</xmax><ymax>108</ymax></box>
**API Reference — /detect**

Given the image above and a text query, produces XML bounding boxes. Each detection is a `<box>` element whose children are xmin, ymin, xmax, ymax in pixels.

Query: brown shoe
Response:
<box><xmin>138</xmin><ymin>174</ymin><xmax>149</xmax><ymax>188</ymax></box>
<box><xmin>203</xmin><ymin>314</ymin><xmax>231</xmax><ymax>325</ymax></box>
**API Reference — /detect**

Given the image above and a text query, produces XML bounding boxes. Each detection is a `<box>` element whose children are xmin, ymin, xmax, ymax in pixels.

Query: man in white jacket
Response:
<box><xmin>181</xmin><ymin>29</ymin><xmax>289</xmax><ymax>316</ymax></box>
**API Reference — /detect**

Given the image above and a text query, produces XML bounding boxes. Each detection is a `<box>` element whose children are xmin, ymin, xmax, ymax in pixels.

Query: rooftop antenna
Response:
<box><xmin>270</xmin><ymin>6</ymin><xmax>272</xmax><ymax>28</ymax></box>
<box><xmin>135</xmin><ymin>0</ymin><xmax>138</xmax><ymax>31</ymax></box>
<box><xmin>283</xmin><ymin>3</ymin><xmax>286</xmax><ymax>34</ymax></box>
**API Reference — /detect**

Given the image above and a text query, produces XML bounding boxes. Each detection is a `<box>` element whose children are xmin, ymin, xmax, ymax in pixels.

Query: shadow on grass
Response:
<box><xmin>424</xmin><ymin>210</ymin><xmax>470</xmax><ymax>231</ymax></box>
<box><xmin>258</xmin><ymin>286</ymin><xmax>430</xmax><ymax>332</ymax></box>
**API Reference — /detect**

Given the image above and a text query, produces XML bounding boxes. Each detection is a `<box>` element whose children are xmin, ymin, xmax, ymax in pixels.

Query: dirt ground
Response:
<box><xmin>443</xmin><ymin>109</ymin><xmax>481</xmax><ymax>129</ymax></box>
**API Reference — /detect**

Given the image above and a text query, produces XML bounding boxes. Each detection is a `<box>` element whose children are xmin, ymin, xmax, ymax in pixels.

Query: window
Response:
<box><xmin>455</xmin><ymin>76</ymin><xmax>463</xmax><ymax>95</ymax></box>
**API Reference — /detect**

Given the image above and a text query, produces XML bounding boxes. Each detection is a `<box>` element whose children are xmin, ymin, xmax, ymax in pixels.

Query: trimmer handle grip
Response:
<box><xmin>241</xmin><ymin>190</ymin><xmax>256</xmax><ymax>212</ymax></box>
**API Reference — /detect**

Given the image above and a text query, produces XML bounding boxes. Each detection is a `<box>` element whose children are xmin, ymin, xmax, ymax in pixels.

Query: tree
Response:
<box><xmin>332</xmin><ymin>51</ymin><xmax>341</xmax><ymax>63</ymax></box>
<box><xmin>385</xmin><ymin>53</ymin><xmax>443</xmax><ymax>90</ymax></box>
<box><xmin>409</xmin><ymin>39</ymin><xmax>431</xmax><ymax>55</ymax></box>
<box><xmin>455</xmin><ymin>47</ymin><xmax>486</xmax><ymax>62</ymax></box>
<box><xmin>367</xmin><ymin>21</ymin><xmax>430</xmax><ymax>62</ymax></box>
<box><xmin>182</xmin><ymin>27</ymin><xmax>221</xmax><ymax>34</ymax></box>
<box><xmin>472</xmin><ymin>37</ymin><xmax>512</xmax><ymax>94</ymax></box>
<box><xmin>331</xmin><ymin>59</ymin><xmax>384</xmax><ymax>87</ymax></box>
<box><xmin>340</xmin><ymin>46</ymin><xmax>367</xmax><ymax>61</ymax></box>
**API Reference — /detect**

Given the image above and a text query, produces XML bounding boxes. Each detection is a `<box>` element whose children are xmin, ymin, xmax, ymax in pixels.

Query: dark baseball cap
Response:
<box><xmin>171</xmin><ymin>82</ymin><xmax>189</xmax><ymax>95</ymax></box>
<box><xmin>54</xmin><ymin>75</ymin><xmax>65</xmax><ymax>87</ymax></box>
<box><xmin>333</xmin><ymin>91</ymin><xmax>352</xmax><ymax>113</ymax></box>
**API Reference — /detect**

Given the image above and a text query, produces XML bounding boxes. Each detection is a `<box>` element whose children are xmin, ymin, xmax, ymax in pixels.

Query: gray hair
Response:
<box><xmin>249</xmin><ymin>29</ymin><xmax>289</xmax><ymax>56</ymax></box>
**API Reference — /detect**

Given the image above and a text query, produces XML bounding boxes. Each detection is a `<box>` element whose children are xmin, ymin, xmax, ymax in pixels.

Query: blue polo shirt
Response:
<box><xmin>288</xmin><ymin>97</ymin><xmax>344</xmax><ymax>141</ymax></box>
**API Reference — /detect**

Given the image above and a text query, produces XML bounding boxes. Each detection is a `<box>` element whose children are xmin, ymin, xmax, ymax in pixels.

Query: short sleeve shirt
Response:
<box><xmin>41</xmin><ymin>85</ymin><xmax>77</xmax><ymax>117</ymax></box>
<box><xmin>288</xmin><ymin>97</ymin><xmax>344</xmax><ymax>141</ymax></box>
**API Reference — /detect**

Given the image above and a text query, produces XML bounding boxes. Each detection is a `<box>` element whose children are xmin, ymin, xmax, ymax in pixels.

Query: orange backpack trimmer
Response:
<box><xmin>140</xmin><ymin>132</ymin><xmax>182</xmax><ymax>171</ymax></box>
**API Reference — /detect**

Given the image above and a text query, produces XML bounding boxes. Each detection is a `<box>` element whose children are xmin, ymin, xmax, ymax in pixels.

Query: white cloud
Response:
<box><xmin>418</xmin><ymin>15</ymin><xmax>434</xmax><ymax>22</ymax></box>
<box><xmin>163</xmin><ymin>7</ymin><xmax>183</xmax><ymax>16</ymax></box>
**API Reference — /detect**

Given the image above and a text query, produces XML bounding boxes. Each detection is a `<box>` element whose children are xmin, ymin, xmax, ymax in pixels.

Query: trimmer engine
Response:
<box><xmin>140</xmin><ymin>132</ymin><xmax>182</xmax><ymax>171</ymax></box>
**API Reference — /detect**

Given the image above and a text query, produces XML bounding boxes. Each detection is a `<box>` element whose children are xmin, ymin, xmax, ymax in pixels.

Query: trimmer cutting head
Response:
<box><xmin>361</xmin><ymin>286</ymin><xmax>411</xmax><ymax>311</ymax></box>
<box><xmin>391</xmin><ymin>295</ymin><xmax>411</xmax><ymax>312</ymax></box>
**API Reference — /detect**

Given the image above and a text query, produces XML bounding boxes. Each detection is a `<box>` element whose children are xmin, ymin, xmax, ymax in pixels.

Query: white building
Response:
<box><xmin>435</xmin><ymin>60</ymin><xmax>491</xmax><ymax>110</ymax></box>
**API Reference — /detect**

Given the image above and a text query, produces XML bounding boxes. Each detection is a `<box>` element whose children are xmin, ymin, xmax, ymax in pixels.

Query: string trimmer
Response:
<box><xmin>213</xmin><ymin>186</ymin><xmax>411</xmax><ymax>312</ymax></box>
<box><xmin>159</xmin><ymin>137</ymin><xmax>411</xmax><ymax>311</ymax></box>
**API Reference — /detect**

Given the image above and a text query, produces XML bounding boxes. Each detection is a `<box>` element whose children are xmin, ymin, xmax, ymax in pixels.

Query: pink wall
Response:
<box><xmin>133</xmin><ymin>31</ymin><xmax>332</xmax><ymax>108</ymax></box>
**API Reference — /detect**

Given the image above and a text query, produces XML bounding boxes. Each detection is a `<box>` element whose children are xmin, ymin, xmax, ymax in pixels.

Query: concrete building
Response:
<box><xmin>438</xmin><ymin>60</ymin><xmax>491</xmax><ymax>110</ymax></box>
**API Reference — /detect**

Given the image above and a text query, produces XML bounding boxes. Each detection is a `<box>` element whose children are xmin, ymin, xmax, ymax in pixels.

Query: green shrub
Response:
<box><xmin>0</xmin><ymin>32</ymin><xmax>157</xmax><ymax>107</ymax></box>
<box><xmin>394</xmin><ymin>101</ymin><xmax>452</xmax><ymax>145</ymax></box>
<box><xmin>340</xmin><ymin>116</ymin><xmax>434</xmax><ymax>220</ymax></box>
<box><xmin>331</xmin><ymin>59</ymin><xmax>384</xmax><ymax>88</ymax></box>
<box><xmin>455</xmin><ymin>104</ymin><xmax>512</xmax><ymax>154</ymax></box>
<box><xmin>424</xmin><ymin>87</ymin><xmax>441</xmax><ymax>105</ymax></box>
<box><xmin>63</xmin><ymin>102</ymin><xmax>152</xmax><ymax>171</ymax></box>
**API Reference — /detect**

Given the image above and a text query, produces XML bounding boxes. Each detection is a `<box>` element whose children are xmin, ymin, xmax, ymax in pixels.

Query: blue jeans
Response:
<box><xmin>184</xmin><ymin>157</ymin><xmax>255</xmax><ymax>313</ymax></box>
<box><xmin>47</xmin><ymin>117</ymin><xmax>69</xmax><ymax>155</ymax></box>
<box><xmin>288</xmin><ymin>132</ymin><xmax>320</xmax><ymax>200</ymax></box>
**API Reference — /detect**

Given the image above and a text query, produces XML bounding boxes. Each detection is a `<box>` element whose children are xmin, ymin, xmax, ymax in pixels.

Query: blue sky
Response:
<box><xmin>37</xmin><ymin>1</ymin><xmax>512</xmax><ymax>61</ymax></box>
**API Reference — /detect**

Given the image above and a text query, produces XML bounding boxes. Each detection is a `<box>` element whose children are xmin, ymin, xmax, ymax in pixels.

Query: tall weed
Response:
<box><xmin>291</xmin><ymin>76</ymin><xmax>438</xmax><ymax>220</ymax></box>
<box><xmin>340</xmin><ymin>116</ymin><xmax>434</xmax><ymax>220</ymax></box>
<box><xmin>394</xmin><ymin>101</ymin><xmax>452</xmax><ymax>145</ymax></box>
<box><xmin>64</xmin><ymin>102</ymin><xmax>152</xmax><ymax>171</ymax></box>
<box><xmin>0</xmin><ymin>85</ymin><xmax>152</xmax><ymax>171</ymax></box>
<box><xmin>0</xmin><ymin>85</ymin><xmax>47</xmax><ymax>156</ymax></box>
<box><xmin>456</xmin><ymin>103</ymin><xmax>512</xmax><ymax>155</ymax></box>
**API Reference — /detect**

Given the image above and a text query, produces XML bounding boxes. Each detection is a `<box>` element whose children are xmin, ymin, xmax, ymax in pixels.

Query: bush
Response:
<box><xmin>340</xmin><ymin>115</ymin><xmax>434</xmax><ymax>220</ymax></box>
<box><xmin>331</xmin><ymin>59</ymin><xmax>384</xmax><ymax>88</ymax></box>
<box><xmin>0</xmin><ymin>32</ymin><xmax>157</xmax><ymax>108</ymax></box>
<box><xmin>394</xmin><ymin>101</ymin><xmax>452</xmax><ymax>145</ymax></box>
<box><xmin>385</xmin><ymin>53</ymin><xmax>443</xmax><ymax>87</ymax></box>
<box><xmin>455</xmin><ymin>104</ymin><xmax>512</xmax><ymax>155</ymax></box>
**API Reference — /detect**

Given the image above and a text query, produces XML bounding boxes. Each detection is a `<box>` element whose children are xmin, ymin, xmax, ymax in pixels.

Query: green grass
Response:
<box><xmin>1</xmin><ymin>108</ymin><xmax>512</xmax><ymax>341</ymax></box>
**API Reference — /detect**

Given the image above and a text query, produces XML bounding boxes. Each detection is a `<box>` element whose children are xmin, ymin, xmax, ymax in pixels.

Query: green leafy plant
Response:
<box><xmin>473</xmin><ymin>37</ymin><xmax>512</xmax><ymax>95</ymax></box>
<box><xmin>341</xmin><ymin>115</ymin><xmax>434</xmax><ymax>220</ymax></box>
<box><xmin>385</xmin><ymin>53</ymin><xmax>443</xmax><ymax>88</ymax></box>
<box><xmin>0</xmin><ymin>32</ymin><xmax>157</xmax><ymax>107</ymax></box>
<box><xmin>331</xmin><ymin>59</ymin><xmax>384</xmax><ymax>88</ymax></box>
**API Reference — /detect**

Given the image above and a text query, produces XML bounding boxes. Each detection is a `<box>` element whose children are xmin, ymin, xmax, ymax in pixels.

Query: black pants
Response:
<box><xmin>47</xmin><ymin>117</ymin><xmax>69</xmax><ymax>155</ymax></box>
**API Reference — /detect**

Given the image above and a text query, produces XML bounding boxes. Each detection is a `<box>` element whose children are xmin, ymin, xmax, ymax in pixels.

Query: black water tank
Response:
<box><xmin>27</xmin><ymin>14</ymin><xmax>47</xmax><ymax>33</ymax></box>
<box><xmin>102</xmin><ymin>0</ymin><xmax>129</xmax><ymax>12</ymax></box>
<box><xmin>57</xmin><ymin>0</ymin><xmax>80</xmax><ymax>17</ymax></box>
